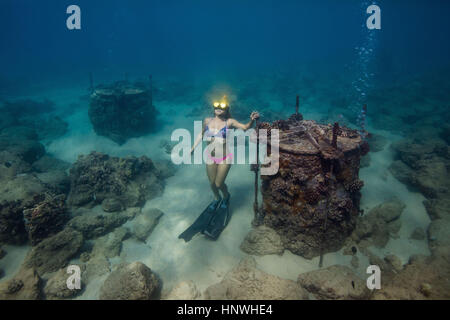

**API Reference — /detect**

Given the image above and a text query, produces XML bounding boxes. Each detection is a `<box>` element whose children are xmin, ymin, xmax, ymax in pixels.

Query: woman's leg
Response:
<box><xmin>215</xmin><ymin>163</ymin><xmax>231</xmax><ymax>199</ymax></box>
<box><xmin>206</xmin><ymin>163</ymin><xmax>221</xmax><ymax>200</ymax></box>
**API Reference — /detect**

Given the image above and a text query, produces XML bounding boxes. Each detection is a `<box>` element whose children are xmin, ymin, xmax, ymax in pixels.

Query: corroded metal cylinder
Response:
<box><xmin>260</xmin><ymin>114</ymin><xmax>369</xmax><ymax>259</ymax></box>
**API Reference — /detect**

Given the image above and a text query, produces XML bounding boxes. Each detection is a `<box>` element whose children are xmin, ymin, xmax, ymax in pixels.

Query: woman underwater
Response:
<box><xmin>178</xmin><ymin>97</ymin><xmax>259</xmax><ymax>241</ymax></box>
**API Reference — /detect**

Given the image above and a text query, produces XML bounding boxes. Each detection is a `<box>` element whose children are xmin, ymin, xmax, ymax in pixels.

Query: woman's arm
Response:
<box><xmin>191</xmin><ymin>118</ymin><xmax>209</xmax><ymax>153</ymax></box>
<box><xmin>229</xmin><ymin>111</ymin><xmax>259</xmax><ymax>131</ymax></box>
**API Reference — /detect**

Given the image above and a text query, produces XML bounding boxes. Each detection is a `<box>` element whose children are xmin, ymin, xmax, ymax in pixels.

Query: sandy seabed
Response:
<box><xmin>0</xmin><ymin>85</ymin><xmax>431</xmax><ymax>299</ymax></box>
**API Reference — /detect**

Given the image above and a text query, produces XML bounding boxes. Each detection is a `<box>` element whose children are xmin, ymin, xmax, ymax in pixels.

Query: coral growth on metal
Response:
<box><xmin>259</xmin><ymin>113</ymin><xmax>369</xmax><ymax>259</ymax></box>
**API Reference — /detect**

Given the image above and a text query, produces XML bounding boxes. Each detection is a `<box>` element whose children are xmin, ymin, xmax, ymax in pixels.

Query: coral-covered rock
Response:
<box><xmin>67</xmin><ymin>208</ymin><xmax>135</xmax><ymax>239</ymax></box>
<box><xmin>23</xmin><ymin>193</ymin><xmax>69</xmax><ymax>245</ymax></box>
<box><xmin>204</xmin><ymin>258</ymin><xmax>309</xmax><ymax>300</ymax></box>
<box><xmin>372</xmin><ymin>254</ymin><xmax>450</xmax><ymax>299</ymax></box>
<box><xmin>260</xmin><ymin>117</ymin><xmax>368</xmax><ymax>258</ymax></box>
<box><xmin>0</xmin><ymin>266</ymin><xmax>42</xmax><ymax>300</ymax></box>
<box><xmin>240</xmin><ymin>225</ymin><xmax>284</xmax><ymax>256</ymax></box>
<box><xmin>99</xmin><ymin>262</ymin><xmax>160</xmax><ymax>300</ymax></box>
<box><xmin>24</xmin><ymin>228</ymin><xmax>84</xmax><ymax>275</ymax></box>
<box><xmin>68</xmin><ymin>152</ymin><xmax>165</xmax><ymax>209</ymax></box>
<box><xmin>423</xmin><ymin>197</ymin><xmax>450</xmax><ymax>220</ymax></box>
<box><xmin>89</xmin><ymin>81</ymin><xmax>157</xmax><ymax>144</ymax></box>
<box><xmin>297</xmin><ymin>265</ymin><xmax>370</xmax><ymax>300</ymax></box>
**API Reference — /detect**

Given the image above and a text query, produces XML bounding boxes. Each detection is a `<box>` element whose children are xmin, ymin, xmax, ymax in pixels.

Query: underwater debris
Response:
<box><xmin>256</xmin><ymin>110</ymin><xmax>368</xmax><ymax>259</ymax></box>
<box><xmin>88</xmin><ymin>80</ymin><xmax>157</xmax><ymax>144</ymax></box>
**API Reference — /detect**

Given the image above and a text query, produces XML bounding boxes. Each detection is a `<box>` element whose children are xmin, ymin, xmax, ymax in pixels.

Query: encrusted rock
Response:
<box><xmin>351</xmin><ymin>198</ymin><xmax>405</xmax><ymax>248</ymax></box>
<box><xmin>99</xmin><ymin>262</ymin><xmax>160</xmax><ymax>300</ymax></box>
<box><xmin>132</xmin><ymin>208</ymin><xmax>164</xmax><ymax>242</ymax></box>
<box><xmin>102</xmin><ymin>198</ymin><xmax>123</xmax><ymax>213</ymax></box>
<box><xmin>23</xmin><ymin>193</ymin><xmax>69</xmax><ymax>245</ymax></box>
<box><xmin>83</xmin><ymin>254</ymin><xmax>111</xmax><ymax>283</ymax></box>
<box><xmin>68</xmin><ymin>152</ymin><xmax>165</xmax><ymax>209</ymax></box>
<box><xmin>297</xmin><ymin>265</ymin><xmax>370</xmax><ymax>300</ymax></box>
<box><xmin>240</xmin><ymin>225</ymin><xmax>284</xmax><ymax>256</ymax></box>
<box><xmin>91</xmin><ymin>227</ymin><xmax>130</xmax><ymax>258</ymax></box>
<box><xmin>165</xmin><ymin>281</ymin><xmax>200</xmax><ymax>300</ymax></box>
<box><xmin>0</xmin><ymin>267</ymin><xmax>41</xmax><ymax>300</ymax></box>
<box><xmin>44</xmin><ymin>268</ymin><xmax>82</xmax><ymax>300</ymax></box>
<box><xmin>67</xmin><ymin>209</ymin><xmax>132</xmax><ymax>239</ymax></box>
<box><xmin>204</xmin><ymin>257</ymin><xmax>309</xmax><ymax>300</ymax></box>
<box><xmin>24</xmin><ymin>228</ymin><xmax>84</xmax><ymax>275</ymax></box>
<box><xmin>89</xmin><ymin>81</ymin><xmax>157</xmax><ymax>144</ymax></box>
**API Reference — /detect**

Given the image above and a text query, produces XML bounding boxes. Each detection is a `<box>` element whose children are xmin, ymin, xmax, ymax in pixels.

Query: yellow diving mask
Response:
<box><xmin>213</xmin><ymin>96</ymin><xmax>229</xmax><ymax>109</ymax></box>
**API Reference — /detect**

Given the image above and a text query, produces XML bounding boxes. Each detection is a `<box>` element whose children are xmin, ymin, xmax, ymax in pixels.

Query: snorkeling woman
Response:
<box><xmin>178</xmin><ymin>97</ymin><xmax>259</xmax><ymax>241</ymax></box>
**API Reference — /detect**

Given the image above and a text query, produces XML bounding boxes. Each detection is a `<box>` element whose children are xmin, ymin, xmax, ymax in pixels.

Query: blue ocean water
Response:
<box><xmin>0</xmin><ymin>0</ymin><xmax>449</xmax><ymax>300</ymax></box>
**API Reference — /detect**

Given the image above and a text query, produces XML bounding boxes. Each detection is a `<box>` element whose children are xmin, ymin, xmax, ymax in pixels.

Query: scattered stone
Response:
<box><xmin>80</xmin><ymin>252</ymin><xmax>90</xmax><ymax>263</ymax></box>
<box><xmin>384</xmin><ymin>255</ymin><xmax>403</xmax><ymax>272</ymax></box>
<box><xmin>0</xmin><ymin>246</ymin><xmax>6</xmax><ymax>259</ymax></box>
<box><xmin>370</xmin><ymin>198</ymin><xmax>405</xmax><ymax>223</ymax></box>
<box><xmin>67</xmin><ymin>210</ymin><xmax>131</xmax><ymax>239</ymax></box>
<box><xmin>91</xmin><ymin>227</ymin><xmax>130</xmax><ymax>258</ymax></box>
<box><xmin>351</xmin><ymin>198</ymin><xmax>405</xmax><ymax>248</ymax></box>
<box><xmin>372</xmin><ymin>254</ymin><xmax>450</xmax><ymax>299</ymax></box>
<box><xmin>165</xmin><ymin>281</ymin><xmax>200</xmax><ymax>300</ymax></box>
<box><xmin>132</xmin><ymin>208</ymin><xmax>164</xmax><ymax>242</ymax></box>
<box><xmin>24</xmin><ymin>228</ymin><xmax>84</xmax><ymax>275</ymax></box>
<box><xmin>44</xmin><ymin>268</ymin><xmax>82</xmax><ymax>300</ymax></box>
<box><xmin>297</xmin><ymin>265</ymin><xmax>370</xmax><ymax>300</ymax></box>
<box><xmin>83</xmin><ymin>254</ymin><xmax>111</xmax><ymax>283</ymax></box>
<box><xmin>99</xmin><ymin>262</ymin><xmax>160</xmax><ymax>300</ymax></box>
<box><xmin>0</xmin><ymin>267</ymin><xmax>41</xmax><ymax>300</ymax></box>
<box><xmin>419</xmin><ymin>283</ymin><xmax>432</xmax><ymax>297</ymax></box>
<box><xmin>204</xmin><ymin>258</ymin><xmax>308</xmax><ymax>300</ymax></box>
<box><xmin>240</xmin><ymin>226</ymin><xmax>284</xmax><ymax>256</ymax></box>
<box><xmin>409</xmin><ymin>227</ymin><xmax>426</xmax><ymax>240</ymax></box>
<box><xmin>102</xmin><ymin>198</ymin><xmax>123</xmax><ymax>213</ymax></box>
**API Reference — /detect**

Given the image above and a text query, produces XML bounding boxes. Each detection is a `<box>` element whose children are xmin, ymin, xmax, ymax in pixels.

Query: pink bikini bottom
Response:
<box><xmin>207</xmin><ymin>153</ymin><xmax>233</xmax><ymax>164</ymax></box>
